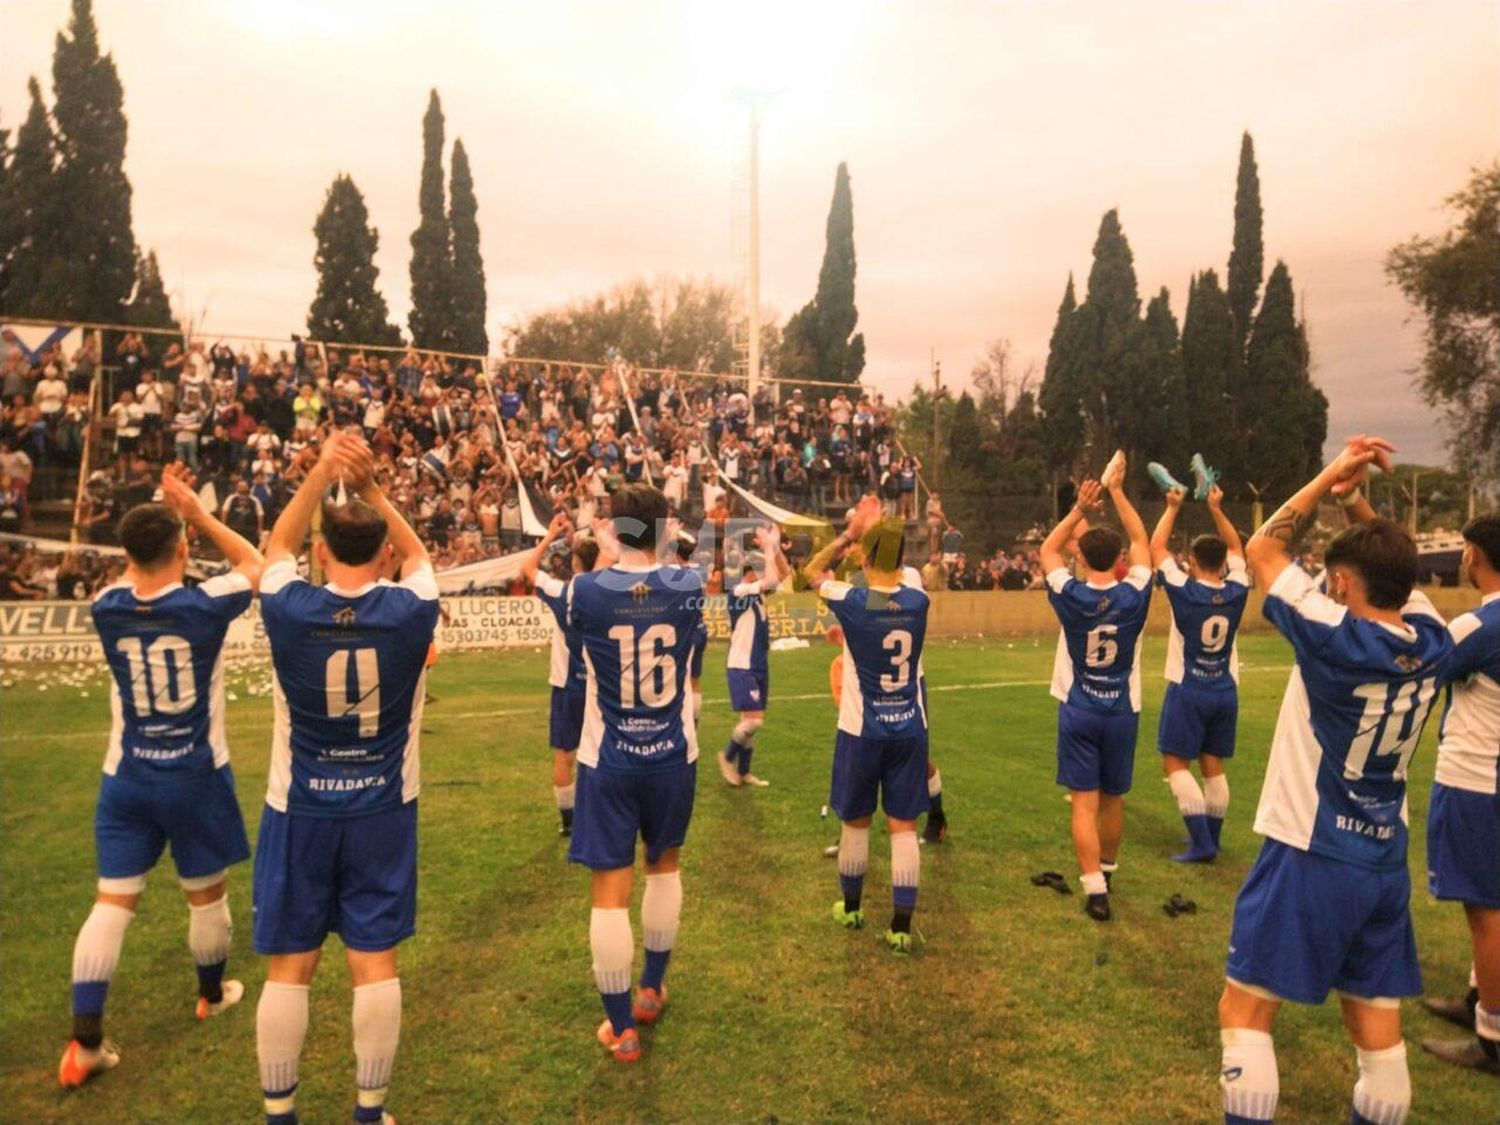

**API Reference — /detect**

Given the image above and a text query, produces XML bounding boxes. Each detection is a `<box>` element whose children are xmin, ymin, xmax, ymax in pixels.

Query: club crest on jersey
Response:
<box><xmin>630</xmin><ymin>582</ymin><xmax>651</xmax><ymax>602</ymax></box>
<box><xmin>1096</xmin><ymin>596</ymin><xmax>1111</xmax><ymax>611</ymax></box>
<box><xmin>1392</xmin><ymin>653</ymin><xmax>1423</xmax><ymax>673</ymax></box>
<box><xmin>1212</xmin><ymin>593</ymin><xmax>1225</xmax><ymax>605</ymax></box>
<box><xmin>332</xmin><ymin>606</ymin><xmax>357</xmax><ymax>627</ymax></box>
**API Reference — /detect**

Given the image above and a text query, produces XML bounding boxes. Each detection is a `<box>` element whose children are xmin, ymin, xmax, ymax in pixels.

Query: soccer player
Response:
<box><xmin>668</xmin><ymin>529</ymin><xmax>710</xmax><ymax>724</ymax></box>
<box><xmin>1039</xmin><ymin>461</ymin><xmax>1153</xmax><ymax>922</ymax></box>
<box><xmin>1419</xmin><ymin>513</ymin><xmax>1500</xmax><ymax>1074</ymax></box>
<box><xmin>1148</xmin><ymin>483</ymin><xmax>1249</xmax><ymax>862</ymax></box>
<box><xmin>1217</xmin><ymin>436</ymin><xmax>1450</xmax><ymax>1125</ymax></box>
<box><xmin>568</xmin><ymin>483</ymin><xmax>704</xmax><ymax>1062</ymax></box>
<box><xmin>252</xmin><ymin>432</ymin><xmax>439</xmax><ymax>1125</ymax></box>
<box><xmin>718</xmin><ymin>524</ymin><xmax>789</xmax><ymax>788</ymax></box>
<box><xmin>59</xmin><ymin>463</ymin><xmax>263</xmax><ymax>1088</ymax></box>
<box><xmin>523</xmin><ymin>511</ymin><xmax>601</xmax><ymax>836</ymax></box>
<box><xmin>801</xmin><ymin>497</ymin><xmax>932</xmax><ymax>953</ymax></box>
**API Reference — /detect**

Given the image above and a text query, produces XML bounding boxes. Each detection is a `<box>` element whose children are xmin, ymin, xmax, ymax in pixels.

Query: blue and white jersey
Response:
<box><xmin>1254</xmin><ymin>564</ymin><xmax>1451</xmax><ymax>870</ymax></box>
<box><xmin>569</xmin><ymin>565</ymin><xmax>704</xmax><ymax>773</ymax></box>
<box><xmin>821</xmin><ymin>580</ymin><xmax>930</xmax><ymax>740</ymax></box>
<box><xmin>1159</xmin><ymin>556</ymin><xmax>1250</xmax><ymax>692</ymax></box>
<box><xmin>727</xmin><ymin>579</ymin><xmax>770</xmax><ymax>674</ymax></box>
<box><xmin>92</xmin><ymin>574</ymin><xmax>254</xmax><ymax>778</ymax></box>
<box><xmin>1436</xmin><ymin>593</ymin><xmax>1500</xmax><ymax>796</ymax></box>
<box><xmin>665</xmin><ymin>561</ymin><xmax>712</xmax><ymax>670</ymax></box>
<box><xmin>259</xmin><ymin>559</ymin><xmax>441</xmax><ymax>817</ymax></box>
<box><xmin>535</xmin><ymin>572</ymin><xmax>586</xmax><ymax>690</ymax></box>
<box><xmin>1047</xmin><ymin>566</ymin><xmax>1153</xmax><ymax>715</ymax></box>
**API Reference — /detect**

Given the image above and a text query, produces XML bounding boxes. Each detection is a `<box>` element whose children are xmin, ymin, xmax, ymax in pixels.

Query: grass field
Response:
<box><xmin>1</xmin><ymin>633</ymin><xmax>1493</xmax><ymax>1123</ymax></box>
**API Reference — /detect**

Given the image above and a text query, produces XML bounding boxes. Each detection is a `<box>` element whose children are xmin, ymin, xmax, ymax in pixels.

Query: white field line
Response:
<box><xmin>11</xmin><ymin>665</ymin><xmax>1295</xmax><ymax>743</ymax></box>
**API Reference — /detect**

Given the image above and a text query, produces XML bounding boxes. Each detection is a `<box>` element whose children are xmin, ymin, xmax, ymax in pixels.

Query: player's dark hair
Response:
<box><xmin>611</xmin><ymin>484</ymin><xmax>667</xmax><ymax>550</ymax></box>
<box><xmin>1461</xmin><ymin>514</ymin><xmax>1500</xmax><ymax>572</ymax></box>
<box><xmin>1324</xmin><ymin>518</ymin><xmax>1417</xmax><ymax>610</ymax></box>
<box><xmin>322</xmin><ymin>497</ymin><xmax>388</xmax><ymax>566</ymax></box>
<box><xmin>1077</xmin><ymin>526</ymin><xmax>1123</xmax><ymax>572</ymax></box>
<box><xmin>573</xmin><ymin>538</ymin><xmax>600</xmax><ymax>571</ymax></box>
<box><xmin>674</xmin><ymin>531</ymin><xmax>696</xmax><ymax>562</ymax></box>
<box><xmin>1189</xmin><ymin>535</ymin><xmax>1228</xmax><ymax>571</ymax></box>
<box><xmin>742</xmin><ymin>563</ymin><xmax>757</xmax><ymax>578</ymax></box>
<box><xmin>118</xmin><ymin>503</ymin><xmax>183</xmax><ymax>569</ymax></box>
<box><xmin>860</xmin><ymin>516</ymin><xmax>906</xmax><ymax>572</ymax></box>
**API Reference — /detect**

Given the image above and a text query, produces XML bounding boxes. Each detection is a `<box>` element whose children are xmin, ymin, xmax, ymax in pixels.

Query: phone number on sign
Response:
<box><xmin>1</xmin><ymin>642</ymin><xmax>104</xmax><ymax>663</ymax></box>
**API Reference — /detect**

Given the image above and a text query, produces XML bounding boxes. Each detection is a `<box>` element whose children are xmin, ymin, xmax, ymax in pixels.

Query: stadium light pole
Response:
<box><xmin>748</xmin><ymin>97</ymin><xmax>762</xmax><ymax>417</ymax></box>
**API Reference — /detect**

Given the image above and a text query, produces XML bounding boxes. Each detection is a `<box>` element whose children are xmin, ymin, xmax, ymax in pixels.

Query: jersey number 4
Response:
<box><xmin>1344</xmin><ymin>677</ymin><xmax>1438</xmax><ymax>781</ymax></box>
<box><xmin>609</xmin><ymin>624</ymin><xmax>678</xmax><ymax>707</ymax></box>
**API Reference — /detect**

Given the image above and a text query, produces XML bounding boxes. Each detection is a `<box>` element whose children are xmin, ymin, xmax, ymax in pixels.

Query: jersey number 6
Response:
<box><xmin>609</xmin><ymin>623</ymin><xmax>679</xmax><ymax>708</ymax></box>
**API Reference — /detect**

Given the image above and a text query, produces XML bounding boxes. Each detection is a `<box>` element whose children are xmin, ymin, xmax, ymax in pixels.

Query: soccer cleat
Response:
<box><xmin>831</xmin><ymin>900</ymin><xmax>866</xmax><ymax>930</ymax></box>
<box><xmin>716</xmin><ymin>752</ymin><xmax>741</xmax><ymax>787</ymax></box>
<box><xmin>822</xmin><ymin>843</ymin><xmax>841</xmax><ymax>858</ymax></box>
<box><xmin>1084</xmin><ymin>893</ymin><xmax>1112</xmax><ymax>922</ymax></box>
<box><xmin>596</xmin><ymin>1019</ymin><xmax>641</xmax><ymax>1063</ymax></box>
<box><xmin>196</xmin><ymin>978</ymin><xmax>245</xmax><ymax>1019</ymax></box>
<box><xmin>1420</xmin><ymin>1036</ymin><xmax>1500</xmax><ymax>1074</ymax></box>
<box><xmin>1102</xmin><ymin>448</ymin><xmax>1126</xmax><ymax>487</ymax></box>
<box><xmin>1172</xmin><ymin>815</ymin><xmax>1218</xmax><ymax>863</ymax></box>
<box><xmin>884</xmin><ymin>930</ymin><xmax>913</xmax><ymax>955</ymax></box>
<box><xmin>1421</xmin><ymin>994</ymin><xmax>1477</xmax><ymax>1029</ymax></box>
<box><xmin>58</xmin><ymin>1039</ymin><xmax>120</xmax><ymax>1088</ymax></box>
<box><xmin>740</xmin><ymin>774</ymin><xmax>770</xmax><ymax>788</ymax></box>
<box><xmin>558</xmin><ymin>824</ymin><xmax>572</xmax><ymax>837</ymax></box>
<box><xmin>1189</xmin><ymin>452</ymin><xmax>1219</xmax><ymax>501</ymax></box>
<box><xmin>1147</xmin><ymin>462</ymin><xmax>1189</xmax><ymax>496</ymax></box>
<box><xmin>633</xmin><ymin>985</ymin><xmax>667</xmax><ymax>1026</ymax></box>
<box><xmin>921</xmin><ymin>810</ymin><xmax>947</xmax><ymax>844</ymax></box>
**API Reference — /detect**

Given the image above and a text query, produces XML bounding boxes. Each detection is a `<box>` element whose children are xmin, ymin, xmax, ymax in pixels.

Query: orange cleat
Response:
<box><xmin>633</xmin><ymin>985</ymin><xmax>668</xmax><ymax>1025</ymax></box>
<box><xmin>596</xmin><ymin>1019</ymin><xmax>641</xmax><ymax>1062</ymax></box>
<box><xmin>196</xmin><ymin>979</ymin><xmax>245</xmax><ymax>1020</ymax></box>
<box><xmin>58</xmin><ymin>1039</ymin><xmax>120</xmax><ymax>1088</ymax></box>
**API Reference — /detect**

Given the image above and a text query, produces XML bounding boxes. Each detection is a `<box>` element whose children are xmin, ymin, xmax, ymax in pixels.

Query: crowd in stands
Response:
<box><xmin>0</xmin><ymin>329</ymin><xmax>1053</xmax><ymax>597</ymax></box>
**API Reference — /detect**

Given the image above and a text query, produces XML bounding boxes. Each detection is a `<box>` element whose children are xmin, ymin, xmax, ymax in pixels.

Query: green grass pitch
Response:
<box><xmin>0</xmin><ymin>634</ymin><xmax>1492</xmax><ymax>1123</ymax></box>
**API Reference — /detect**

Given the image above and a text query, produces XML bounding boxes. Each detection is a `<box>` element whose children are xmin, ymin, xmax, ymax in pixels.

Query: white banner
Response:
<box><xmin>0</xmin><ymin>596</ymin><xmax>558</xmax><ymax>662</ymax></box>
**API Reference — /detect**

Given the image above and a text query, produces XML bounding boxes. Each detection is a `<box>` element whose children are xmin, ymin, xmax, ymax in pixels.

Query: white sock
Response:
<box><xmin>352</xmin><ymin>978</ymin><xmax>402</xmax><ymax>1109</ymax></box>
<box><xmin>72</xmin><ymin>902</ymin><xmax>134</xmax><ymax>987</ymax></box>
<box><xmin>188</xmin><ymin>896</ymin><xmax>232</xmax><ymax>967</ymax></box>
<box><xmin>837</xmin><ymin>824</ymin><xmax>869</xmax><ymax>881</ymax></box>
<box><xmin>589</xmin><ymin>907</ymin><xmax>633</xmax><ymax>995</ymax></box>
<box><xmin>1204</xmin><ymin>773</ymin><xmax>1230</xmax><ymax>819</ymax></box>
<box><xmin>257</xmin><ymin>981</ymin><xmax>310</xmax><ymax>1099</ymax></box>
<box><xmin>890</xmin><ymin>829</ymin><xmax>920</xmax><ymax>909</ymax></box>
<box><xmin>1352</xmin><ymin>1042</ymin><xmax>1409</xmax><ymax>1125</ymax></box>
<box><xmin>1168</xmin><ymin>769</ymin><xmax>1206</xmax><ymax>817</ymax></box>
<box><xmin>641</xmin><ymin>871</ymin><xmax>683</xmax><ymax>954</ymax></box>
<box><xmin>927</xmin><ymin>769</ymin><xmax>942</xmax><ymax>798</ymax></box>
<box><xmin>1221</xmin><ymin>1027</ymin><xmax>1278</xmax><ymax>1122</ymax></box>
<box><xmin>1478</xmin><ymin>1004</ymin><xmax>1500</xmax><ymax>1043</ymax></box>
<box><xmin>1080</xmin><ymin>871</ymin><xmax>1108</xmax><ymax>896</ymax></box>
<box><xmin>554</xmin><ymin>783</ymin><xmax>576</xmax><ymax>811</ymax></box>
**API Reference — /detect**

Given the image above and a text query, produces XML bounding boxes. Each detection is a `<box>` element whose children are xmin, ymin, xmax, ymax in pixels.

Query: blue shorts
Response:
<box><xmin>727</xmin><ymin>668</ymin><xmax>768</xmax><ymax>712</ymax></box>
<box><xmin>569</xmin><ymin>762</ymin><xmax>696</xmax><ymax>870</ymax></box>
<box><xmin>549</xmin><ymin>684</ymin><xmax>586</xmax><ymax>751</ymax></box>
<box><xmin>1056</xmin><ymin>703</ymin><xmax>1138</xmax><ymax>795</ymax></box>
<box><xmin>252</xmin><ymin>801</ymin><xmax>418</xmax><ymax>955</ymax></box>
<box><xmin>1157</xmin><ymin>683</ymin><xmax>1238</xmax><ymax>760</ymax></box>
<box><xmin>96</xmin><ymin>767</ymin><xmax>251</xmax><ymax>881</ymax></box>
<box><xmin>1227</xmin><ymin>839</ymin><xmax>1421</xmax><ymax>1004</ymax></box>
<box><xmin>1427</xmin><ymin>782</ymin><xmax>1500</xmax><ymax>909</ymax></box>
<box><xmin>829</xmin><ymin>731</ymin><xmax>930</xmax><ymax>822</ymax></box>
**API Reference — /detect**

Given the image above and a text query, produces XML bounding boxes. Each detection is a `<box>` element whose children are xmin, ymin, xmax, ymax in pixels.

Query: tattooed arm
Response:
<box><xmin>1244</xmin><ymin>436</ymin><xmax>1393</xmax><ymax>589</ymax></box>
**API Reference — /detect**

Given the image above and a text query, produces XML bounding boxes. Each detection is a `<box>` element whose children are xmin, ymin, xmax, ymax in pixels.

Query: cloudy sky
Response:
<box><xmin>3</xmin><ymin>0</ymin><xmax>1495</xmax><ymax>464</ymax></box>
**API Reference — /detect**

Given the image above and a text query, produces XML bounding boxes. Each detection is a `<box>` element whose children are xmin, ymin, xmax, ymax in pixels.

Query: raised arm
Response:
<box><xmin>337</xmin><ymin>438</ymin><xmax>431</xmax><ymax>577</ymax></box>
<box><xmin>1103</xmin><ymin>456</ymin><xmax>1150</xmax><ymax>570</ymax></box>
<box><xmin>1245</xmin><ymin>435</ymin><xmax>1392</xmax><ymax>589</ymax></box>
<box><xmin>265</xmin><ymin>435</ymin><xmax>343</xmax><ymax>567</ymax></box>
<box><xmin>523</xmin><ymin>511</ymin><xmax>572</xmax><ymax>585</ymax></box>
<box><xmin>752</xmin><ymin>524</ymin><xmax>789</xmax><ymax>591</ymax></box>
<box><xmin>799</xmin><ymin>495</ymin><xmax>879</xmax><ymax>587</ymax></box>
<box><xmin>1150</xmin><ymin>487</ymin><xmax>1185</xmax><ymax>568</ymax></box>
<box><xmin>1205</xmin><ymin>485</ymin><xmax>1243</xmax><ymax>558</ymax></box>
<box><xmin>160</xmin><ymin>463</ymin><xmax>264</xmax><ymax>587</ymax></box>
<box><xmin>1041</xmin><ymin>479</ymin><xmax>1102</xmax><ymax>575</ymax></box>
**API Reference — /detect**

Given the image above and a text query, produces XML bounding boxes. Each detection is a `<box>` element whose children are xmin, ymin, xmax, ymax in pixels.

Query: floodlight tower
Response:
<box><xmin>731</xmin><ymin>89</ymin><xmax>774</xmax><ymax>418</ymax></box>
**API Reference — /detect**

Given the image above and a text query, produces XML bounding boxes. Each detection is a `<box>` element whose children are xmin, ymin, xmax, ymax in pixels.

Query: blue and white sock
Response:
<box><xmin>640</xmin><ymin>871</ymin><xmax>682</xmax><ymax>993</ymax></box>
<box><xmin>1204</xmin><ymin>773</ymin><xmax>1230</xmax><ymax>848</ymax></box>
<box><xmin>890</xmin><ymin>830</ymin><xmax>920</xmax><ymax>930</ymax></box>
<box><xmin>1221</xmin><ymin>1027</ymin><xmax>1277</xmax><ymax>1124</ymax></box>
<box><xmin>188</xmin><ymin>896</ymin><xmax>232</xmax><ymax>1003</ymax></box>
<box><xmin>838</xmin><ymin>824</ymin><xmax>869</xmax><ymax>911</ymax></box>
<box><xmin>258</xmin><ymin>981</ymin><xmax>309</xmax><ymax>1125</ymax></box>
<box><xmin>71</xmin><ymin>902</ymin><xmax>134</xmax><ymax>1046</ymax></box>
<box><xmin>1351</xmin><ymin>1042</ymin><xmax>1409</xmax><ymax>1125</ymax></box>
<box><xmin>590</xmin><ymin>907</ymin><xmax>635</xmax><ymax>1035</ymax></box>
<box><xmin>352</xmin><ymin>978</ymin><xmax>401</xmax><ymax>1124</ymax></box>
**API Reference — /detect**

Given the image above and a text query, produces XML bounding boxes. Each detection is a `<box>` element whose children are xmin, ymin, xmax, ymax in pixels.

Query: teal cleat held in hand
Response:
<box><xmin>1189</xmin><ymin>453</ymin><xmax>1219</xmax><ymax>501</ymax></box>
<box><xmin>1147</xmin><ymin>462</ymin><xmax>1189</xmax><ymax>497</ymax></box>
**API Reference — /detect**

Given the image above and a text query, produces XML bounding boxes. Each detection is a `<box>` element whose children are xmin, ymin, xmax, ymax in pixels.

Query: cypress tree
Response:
<box><xmin>1139</xmin><ymin>287</ymin><xmax>1189</xmax><ymax>475</ymax></box>
<box><xmin>1180</xmin><ymin>269</ymin><xmax>1235</xmax><ymax>472</ymax></box>
<box><xmin>409</xmin><ymin>89</ymin><xmax>453</xmax><ymax>350</ymax></box>
<box><xmin>47</xmin><ymin>0</ymin><xmax>136</xmax><ymax>322</ymax></box>
<box><xmin>1039</xmin><ymin>273</ymin><xmax>1084</xmax><ymax>471</ymax></box>
<box><xmin>1076</xmin><ymin>209</ymin><xmax>1144</xmax><ymax>459</ymax></box>
<box><xmin>447</xmin><ymin>138</ymin><xmax>487</xmax><ymax>355</ymax></box>
<box><xmin>126</xmin><ymin>248</ymin><xmax>178</xmax><ymax>334</ymax></box>
<box><xmin>0</xmin><ymin>116</ymin><xmax>11</xmax><ymax>310</ymax></box>
<box><xmin>308</xmin><ymin>175</ymin><xmax>402</xmax><ymax>346</ymax></box>
<box><xmin>1227</xmin><ymin>132</ymin><xmax>1263</xmax><ymax>359</ymax></box>
<box><xmin>778</xmin><ymin>162</ymin><xmax>864</xmax><ymax>388</ymax></box>
<box><xmin>1</xmin><ymin>79</ymin><xmax>60</xmax><ymax>317</ymax></box>
<box><xmin>1246</xmin><ymin>261</ymin><xmax>1323</xmax><ymax>496</ymax></box>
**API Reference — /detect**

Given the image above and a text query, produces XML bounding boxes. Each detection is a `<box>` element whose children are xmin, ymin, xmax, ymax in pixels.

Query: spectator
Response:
<box><xmin>921</xmin><ymin>550</ymin><xmax>948</xmax><ymax>592</ymax></box>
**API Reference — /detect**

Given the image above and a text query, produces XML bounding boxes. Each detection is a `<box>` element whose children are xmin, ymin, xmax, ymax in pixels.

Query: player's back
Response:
<box><xmin>536</xmin><ymin>573</ymin><xmax>586</xmax><ymax>691</ymax></box>
<box><xmin>726</xmin><ymin>580</ymin><xmax>768</xmax><ymax>672</ymax></box>
<box><xmin>1435</xmin><ymin>597</ymin><xmax>1500</xmax><ymax>794</ymax></box>
<box><xmin>92</xmin><ymin>573</ymin><xmax>253</xmax><ymax>778</ymax></box>
<box><xmin>1160</xmin><ymin>557</ymin><xmax>1250</xmax><ymax>692</ymax></box>
<box><xmin>1256</xmin><ymin>564</ymin><xmax>1451</xmax><ymax>868</ymax></box>
<box><xmin>570</xmin><ymin>565</ymin><xmax>704</xmax><ymax>772</ymax></box>
<box><xmin>259</xmin><ymin>560</ymin><xmax>441</xmax><ymax>816</ymax></box>
<box><xmin>824</xmin><ymin>581</ymin><xmax>929</xmax><ymax>740</ymax></box>
<box><xmin>1047</xmin><ymin>565</ymin><xmax>1153</xmax><ymax>714</ymax></box>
